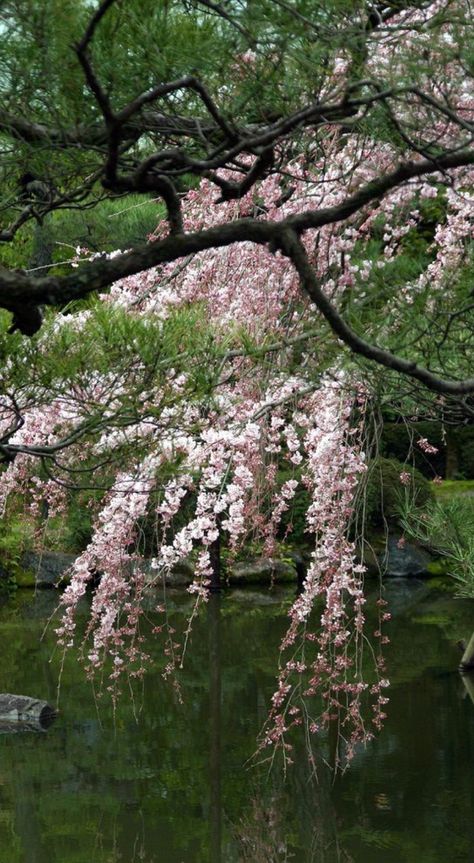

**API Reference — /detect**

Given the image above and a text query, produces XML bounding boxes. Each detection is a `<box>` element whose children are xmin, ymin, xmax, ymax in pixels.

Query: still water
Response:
<box><xmin>0</xmin><ymin>581</ymin><xmax>473</xmax><ymax>863</ymax></box>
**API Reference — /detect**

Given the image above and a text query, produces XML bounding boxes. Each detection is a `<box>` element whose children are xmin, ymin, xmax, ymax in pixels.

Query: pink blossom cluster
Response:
<box><xmin>260</xmin><ymin>378</ymin><xmax>389</xmax><ymax>766</ymax></box>
<box><xmin>57</xmin><ymin>456</ymin><xmax>159</xmax><ymax>677</ymax></box>
<box><xmin>417</xmin><ymin>437</ymin><xmax>439</xmax><ymax>455</ymax></box>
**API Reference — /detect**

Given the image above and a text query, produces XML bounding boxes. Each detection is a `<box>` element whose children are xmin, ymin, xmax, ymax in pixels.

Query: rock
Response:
<box><xmin>229</xmin><ymin>557</ymin><xmax>295</xmax><ymax>585</ymax></box>
<box><xmin>16</xmin><ymin>550</ymin><xmax>299</xmax><ymax>589</ymax></box>
<box><xmin>366</xmin><ymin>579</ymin><xmax>431</xmax><ymax>616</ymax></box>
<box><xmin>19</xmin><ymin>551</ymin><xmax>76</xmax><ymax>588</ymax></box>
<box><xmin>0</xmin><ymin>694</ymin><xmax>56</xmax><ymax>732</ymax></box>
<box><xmin>137</xmin><ymin>555</ymin><xmax>298</xmax><ymax>587</ymax></box>
<box><xmin>380</xmin><ymin>536</ymin><xmax>433</xmax><ymax>578</ymax></box>
<box><xmin>18</xmin><ymin>552</ymin><xmax>195</xmax><ymax>589</ymax></box>
<box><xmin>137</xmin><ymin>557</ymin><xmax>194</xmax><ymax>587</ymax></box>
<box><xmin>357</xmin><ymin>542</ymin><xmax>381</xmax><ymax>577</ymax></box>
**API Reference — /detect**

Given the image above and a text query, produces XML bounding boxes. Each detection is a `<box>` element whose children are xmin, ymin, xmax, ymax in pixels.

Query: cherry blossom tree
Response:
<box><xmin>1</xmin><ymin>0</ymin><xmax>474</xmax><ymax>764</ymax></box>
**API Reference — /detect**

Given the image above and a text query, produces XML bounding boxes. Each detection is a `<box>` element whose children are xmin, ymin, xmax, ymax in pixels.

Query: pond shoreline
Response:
<box><xmin>0</xmin><ymin>533</ymin><xmax>450</xmax><ymax>591</ymax></box>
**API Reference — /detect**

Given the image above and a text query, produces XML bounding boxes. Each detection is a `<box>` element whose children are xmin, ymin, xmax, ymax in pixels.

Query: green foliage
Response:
<box><xmin>0</xmin><ymin>223</ymin><xmax>35</xmax><ymax>270</ymax></box>
<box><xmin>0</xmin><ymin>515</ymin><xmax>29</xmax><ymax>562</ymax></box>
<box><xmin>400</xmin><ymin>495</ymin><xmax>474</xmax><ymax>597</ymax></box>
<box><xmin>58</xmin><ymin>494</ymin><xmax>94</xmax><ymax>553</ymax></box>
<box><xmin>363</xmin><ymin>456</ymin><xmax>434</xmax><ymax>527</ymax></box>
<box><xmin>277</xmin><ymin>465</ymin><xmax>311</xmax><ymax>546</ymax></box>
<box><xmin>3</xmin><ymin>300</ymin><xmax>223</xmax><ymax>407</ymax></box>
<box><xmin>433</xmin><ymin>479</ymin><xmax>474</xmax><ymax>498</ymax></box>
<box><xmin>380</xmin><ymin>421</ymin><xmax>474</xmax><ymax>482</ymax></box>
<box><xmin>381</xmin><ymin>421</ymin><xmax>445</xmax><ymax>478</ymax></box>
<box><xmin>0</xmin><ymin>196</ymin><xmax>163</xmax><ymax>273</ymax></box>
<box><xmin>49</xmin><ymin>196</ymin><xmax>164</xmax><ymax>263</ymax></box>
<box><xmin>0</xmin><ymin>298</ymin><xmax>244</xmax><ymax>558</ymax></box>
<box><xmin>0</xmin><ymin>511</ymin><xmax>34</xmax><ymax>591</ymax></box>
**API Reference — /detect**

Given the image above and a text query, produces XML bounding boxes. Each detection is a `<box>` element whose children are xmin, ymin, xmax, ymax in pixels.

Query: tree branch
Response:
<box><xmin>3</xmin><ymin>146</ymin><xmax>474</xmax><ymax>330</ymax></box>
<box><xmin>280</xmin><ymin>229</ymin><xmax>474</xmax><ymax>396</ymax></box>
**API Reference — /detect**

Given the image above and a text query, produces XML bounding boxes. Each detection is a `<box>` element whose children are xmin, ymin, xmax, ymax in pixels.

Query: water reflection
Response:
<box><xmin>0</xmin><ymin>583</ymin><xmax>473</xmax><ymax>861</ymax></box>
<box><xmin>0</xmin><ymin>714</ymin><xmax>56</xmax><ymax>734</ymax></box>
<box><xmin>208</xmin><ymin>595</ymin><xmax>222</xmax><ymax>862</ymax></box>
<box><xmin>461</xmin><ymin>670</ymin><xmax>474</xmax><ymax>705</ymax></box>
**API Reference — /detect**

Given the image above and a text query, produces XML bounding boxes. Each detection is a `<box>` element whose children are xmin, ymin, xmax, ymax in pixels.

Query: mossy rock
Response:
<box><xmin>229</xmin><ymin>557</ymin><xmax>296</xmax><ymax>585</ymax></box>
<box><xmin>426</xmin><ymin>557</ymin><xmax>451</xmax><ymax>576</ymax></box>
<box><xmin>363</xmin><ymin>456</ymin><xmax>434</xmax><ymax>527</ymax></box>
<box><xmin>14</xmin><ymin>569</ymin><xmax>35</xmax><ymax>588</ymax></box>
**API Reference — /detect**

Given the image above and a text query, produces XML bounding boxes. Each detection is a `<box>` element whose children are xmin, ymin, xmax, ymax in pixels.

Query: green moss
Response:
<box><xmin>425</xmin><ymin>558</ymin><xmax>451</xmax><ymax>576</ymax></box>
<box><xmin>424</xmin><ymin>576</ymin><xmax>457</xmax><ymax>593</ymax></box>
<box><xmin>433</xmin><ymin>479</ymin><xmax>474</xmax><ymax>498</ymax></box>
<box><xmin>13</xmin><ymin>567</ymin><xmax>36</xmax><ymax>588</ymax></box>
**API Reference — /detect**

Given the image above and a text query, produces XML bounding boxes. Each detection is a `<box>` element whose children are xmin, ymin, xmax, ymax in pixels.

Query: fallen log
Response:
<box><xmin>0</xmin><ymin>694</ymin><xmax>56</xmax><ymax>729</ymax></box>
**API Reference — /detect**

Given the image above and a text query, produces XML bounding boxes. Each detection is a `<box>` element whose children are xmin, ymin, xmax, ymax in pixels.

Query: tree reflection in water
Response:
<box><xmin>0</xmin><ymin>586</ymin><xmax>474</xmax><ymax>861</ymax></box>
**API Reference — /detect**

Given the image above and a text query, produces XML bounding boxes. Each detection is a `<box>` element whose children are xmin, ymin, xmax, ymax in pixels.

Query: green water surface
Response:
<box><xmin>0</xmin><ymin>581</ymin><xmax>473</xmax><ymax>863</ymax></box>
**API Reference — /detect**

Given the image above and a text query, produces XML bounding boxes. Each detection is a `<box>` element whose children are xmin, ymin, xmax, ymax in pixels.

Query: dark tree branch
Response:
<box><xmin>75</xmin><ymin>0</ymin><xmax>117</xmax><ymax>124</ymax></box>
<box><xmin>280</xmin><ymin>229</ymin><xmax>474</xmax><ymax>396</ymax></box>
<box><xmin>78</xmin><ymin>0</ymin><xmax>119</xmax><ymax>50</ymax></box>
<box><xmin>209</xmin><ymin>146</ymin><xmax>275</xmax><ymax>201</ymax></box>
<box><xmin>0</xmin><ymin>109</ymin><xmax>216</xmax><ymax>148</ymax></box>
<box><xmin>2</xmin><ymin>146</ymin><xmax>474</xmax><ymax>330</ymax></box>
<box><xmin>0</xmin><ymin>394</ymin><xmax>24</xmax><ymax>446</ymax></box>
<box><xmin>0</xmin><ymin>171</ymin><xmax>104</xmax><ymax>244</ymax></box>
<box><xmin>75</xmin><ymin>44</ymin><xmax>114</xmax><ymax>124</ymax></box>
<box><xmin>0</xmin><ymin>206</ymin><xmax>34</xmax><ymax>242</ymax></box>
<box><xmin>287</xmin><ymin>149</ymin><xmax>474</xmax><ymax>232</ymax></box>
<box><xmin>117</xmin><ymin>76</ymin><xmax>236</xmax><ymax>143</ymax></box>
<box><xmin>106</xmin><ymin>172</ymin><xmax>184</xmax><ymax>234</ymax></box>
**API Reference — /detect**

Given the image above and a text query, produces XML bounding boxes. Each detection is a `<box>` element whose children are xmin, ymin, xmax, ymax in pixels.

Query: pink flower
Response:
<box><xmin>417</xmin><ymin>437</ymin><xmax>438</xmax><ymax>454</ymax></box>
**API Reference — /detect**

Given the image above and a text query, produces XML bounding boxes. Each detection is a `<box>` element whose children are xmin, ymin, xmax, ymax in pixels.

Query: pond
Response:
<box><xmin>0</xmin><ymin>580</ymin><xmax>473</xmax><ymax>862</ymax></box>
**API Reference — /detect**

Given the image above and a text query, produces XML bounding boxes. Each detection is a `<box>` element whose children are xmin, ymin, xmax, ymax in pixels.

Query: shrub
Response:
<box><xmin>399</xmin><ymin>495</ymin><xmax>474</xmax><ymax>597</ymax></box>
<box><xmin>363</xmin><ymin>456</ymin><xmax>434</xmax><ymax>527</ymax></box>
<box><xmin>381</xmin><ymin>421</ymin><xmax>445</xmax><ymax>478</ymax></box>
